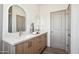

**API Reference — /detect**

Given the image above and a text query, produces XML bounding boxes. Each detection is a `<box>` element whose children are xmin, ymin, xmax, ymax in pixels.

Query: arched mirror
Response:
<box><xmin>8</xmin><ymin>5</ymin><xmax>26</xmax><ymax>33</ymax></box>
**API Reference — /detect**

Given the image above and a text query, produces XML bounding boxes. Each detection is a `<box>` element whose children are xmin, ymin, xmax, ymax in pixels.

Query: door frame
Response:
<box><xmin>50</xmin><ymin>9</ymin><xmax>67</xmax><ymax>51</ymax></box>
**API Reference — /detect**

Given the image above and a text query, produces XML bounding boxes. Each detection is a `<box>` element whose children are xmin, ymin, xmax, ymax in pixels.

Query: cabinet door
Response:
<box><xmin>39</xmin><ymin>35</ymin><xmax>45</xmax><ymax>51</ymax></box>
<box><xmin>45</xmin><ymin>34</ymin><xmax>47</xmax><ymax>46</ymax></box>
<box><xmin>16</xmin><ymin>43</ymin><xmax>24</xmax><ymax>54</ymax></box>
<box><xmin>27</xmin><ymin>40</ymin><xmax>34</xmax><ymax>54</ymax></box>
<box><xmin>42</xmin><ymin>33</ymin><xmax>47</xmax><ymax>47</ymax></box>
<box><xmin>36</xmin><ymin>36</ymin><xmax>44</xmax><ymax>53</ymax></box>
<box><xmin>32</xmin><ymin>37</ymin><xmax>41</xmax><ymax>53</ymax></box>
<box><xmin>24</xmin><ymin>41</ymin><xmax>29</xmax><ymax>54</ymax></box>
<box><xmin>39</xmin><ymin>33</ymin><xmax>47</xmax><ymax>52</ymax></box>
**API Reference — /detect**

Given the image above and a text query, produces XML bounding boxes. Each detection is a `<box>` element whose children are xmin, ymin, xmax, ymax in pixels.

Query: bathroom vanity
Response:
<box><xmin>3</xmin><ymin>32</ymin><xmax>47</xmax><ymax>54</ymax></box>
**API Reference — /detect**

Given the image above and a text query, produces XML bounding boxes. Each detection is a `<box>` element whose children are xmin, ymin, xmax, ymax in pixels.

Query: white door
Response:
<box><xmin>50</xmin><ymin>10</ymin><xmax>66</xmax><ymax>50</ymax></box>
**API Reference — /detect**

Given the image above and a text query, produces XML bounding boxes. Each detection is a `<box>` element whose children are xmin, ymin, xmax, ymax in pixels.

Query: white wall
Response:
<box><xmin>71</xmin><ymin>4</ymin><xmax>79</xmax><ymax>54</ymax></box>
<box><xmin>0</xmin><ymin>4</ymin><xmax>3</xmax><ymax>53</ymax></box>
<box><xmin>3</xmin><ymin>4</ymin><xmax>69</xmax><ymax>48</ymax></box>
<box><xmin>3</xmin><ymin>4</ymin><xmax>39</xmax><ymax>37</ymax></box>
<box><xmin>39</xmin><ymin>4</ymin><xmax>68</xmax><ymax>46</ymax></box>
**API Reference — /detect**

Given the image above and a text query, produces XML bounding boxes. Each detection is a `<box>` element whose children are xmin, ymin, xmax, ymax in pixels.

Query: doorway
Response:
<box><xmin>50</xmin><ymin>10</ymin><xmax>67</xmax><ymax>50</ymax></box>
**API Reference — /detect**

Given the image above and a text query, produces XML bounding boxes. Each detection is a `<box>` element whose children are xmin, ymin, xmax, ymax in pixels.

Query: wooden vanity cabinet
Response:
<box><xmin>15</xmin><ymin>33</ymin><xmax>47</xmax><ymax>54</ymax></box>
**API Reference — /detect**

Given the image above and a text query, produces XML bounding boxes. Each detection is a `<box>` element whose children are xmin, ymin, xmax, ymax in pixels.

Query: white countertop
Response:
<box><xmin>3</xmin><ymin>32</ymin><xmax>47</xmax><ymax>45</ymax></box>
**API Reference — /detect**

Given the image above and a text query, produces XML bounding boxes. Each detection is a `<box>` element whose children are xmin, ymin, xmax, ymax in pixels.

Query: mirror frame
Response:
<box><xmin>8</xmin><ymin>5</ymin><xmax>26</xmax><ymax>33</ymax></box>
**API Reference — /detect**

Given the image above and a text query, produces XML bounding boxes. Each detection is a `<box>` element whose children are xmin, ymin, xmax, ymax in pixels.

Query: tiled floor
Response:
<box><xmin>43</xmin><ymin>47</ymin><xmax>67</xmax><ymax>54</ymax></box>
